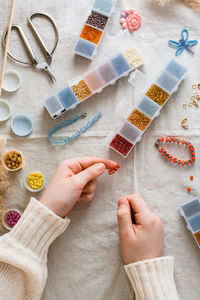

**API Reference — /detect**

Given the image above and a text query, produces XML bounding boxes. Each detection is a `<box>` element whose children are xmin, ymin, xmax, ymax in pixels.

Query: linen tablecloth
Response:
<box><xmin>1</xmin><ymin>0</ymin><xmax>200</xmax><ymax>299</ymax></box>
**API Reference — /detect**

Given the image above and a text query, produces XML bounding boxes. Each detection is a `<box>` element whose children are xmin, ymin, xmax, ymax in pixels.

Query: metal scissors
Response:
<box><xmin>168</xmin><ymin>29</ymin><xmax>198</xmax><ymax>56</ymax></box>
<box><xmin>2</xmin><ymin>12</ymin><xmax>59</xmax><ymax>83</ymax></box>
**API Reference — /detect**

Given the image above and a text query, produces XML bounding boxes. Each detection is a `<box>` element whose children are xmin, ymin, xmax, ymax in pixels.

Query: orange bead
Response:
<box><xmin>161</xmin><ymin>137</ymin><xmax>164</xmax><ymax>141</ymax></box>
<box><xmin>187</xmin><ymin>187</ymin><xmax>191</xmax><ymax>192</ymax></box>
<box><xmin>177</xmin><ymin>139</ymin><xmax>180</xmax><ymax>143</ymax></box>
<box><xmin>166</xmin><ymin>137</ymin><xmax>168</xmax><ymax>142</ymax></box>
<box><xmin>181</xmin><ymin>140</ymin><xmax>185</xmax><ymax>144</ymax></box>
<box><xmin>190</xmin><ymin>176</ymin><xmax>194</xmax><ymax>181</ymax></box>
<box><xmin>182</xmin><ymin>161</ymin><xmax>185</xmax><ymax>165</ymax></box>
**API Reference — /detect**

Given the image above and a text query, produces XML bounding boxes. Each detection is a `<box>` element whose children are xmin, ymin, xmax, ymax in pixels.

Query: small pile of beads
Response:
<box><xmin>28</xmin><ymin>172</ymin><xmax>44</xmax><ymax>190</ymax></box>
<box><xmin>120</xmin><ymin>9</ymin><xmax>141</xmax><ymax>32</ymax></box>
<box><xmin>182</xmin><ymin>83</ymin><xmax>200</xmax><ymax>109</ymax></box>
<box><xmin>3</xmin><ymin>209</ymin><xmax>21</xmax><ymax>230</ymax></box>
<box><xmin>155</xmin><ymin>137</ymin><xmax>195</xmax><ymax>166</ymax></box>
<box><xmin>5</xmin><ymin>151</ymin><xmax>23</xmax><ymax>170</ymax></box>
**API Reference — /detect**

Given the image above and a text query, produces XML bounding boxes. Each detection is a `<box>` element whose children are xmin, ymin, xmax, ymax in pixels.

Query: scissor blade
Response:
<box><xmin>43</xmin><ymin>68</ymin><xmax>56</xmax><ymax>83</ymax></box>
<box><xmin>36</xmin><ymin>62</ymin><xmax>56</xmax><ymax>83</ymax></box>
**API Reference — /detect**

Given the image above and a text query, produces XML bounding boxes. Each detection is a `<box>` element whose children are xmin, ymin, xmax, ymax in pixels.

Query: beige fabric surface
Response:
<box><xmin>1</xmin><ymin>0</ymin><xmax>200</xmax><ymax>299</ymax></box>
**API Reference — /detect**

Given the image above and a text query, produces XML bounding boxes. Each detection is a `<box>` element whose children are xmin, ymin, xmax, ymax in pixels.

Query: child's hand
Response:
<box><xmin>40</xmin><ymin>157</ymin><xmax>118</xmax><ymax>218</ymax></box>
<box><xmin>117</xmin><ymin>194</ymin><xmax>164</xmax><ymax>265</ymax></box>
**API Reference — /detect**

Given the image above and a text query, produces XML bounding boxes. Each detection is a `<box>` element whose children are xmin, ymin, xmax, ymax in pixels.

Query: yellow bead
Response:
<box><xmin>28</xmin><ymin>172</ymin><xmax>44</xmax><ymax>189</ymax></box>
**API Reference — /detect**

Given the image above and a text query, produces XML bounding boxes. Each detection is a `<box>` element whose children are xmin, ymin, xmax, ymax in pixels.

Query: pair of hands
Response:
<box><xmin>40</xmin><ymin>157</ymin><xmax>164</xmax><ymax>264</ymax></box>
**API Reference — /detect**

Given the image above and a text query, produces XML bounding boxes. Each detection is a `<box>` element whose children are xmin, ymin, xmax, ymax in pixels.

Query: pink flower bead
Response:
<box><xmin>120</xmin><ymin>9</ymin><xmax>141</xmax><ymax>33</ymax></box>
<box><xmin>126</xmin><ymin>13</ymin><xmax>141</xmax><ymax>32</ymax></box>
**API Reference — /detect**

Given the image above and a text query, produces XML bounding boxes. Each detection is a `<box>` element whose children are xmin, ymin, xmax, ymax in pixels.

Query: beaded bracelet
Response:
<box><xmin>155</xmin><ymin>137</ymin><xmax>195</xmax><ymax>166</ymax></box>
<box><xmin>48</xmin><ymin>112</ymin><xmax>102</xmax><ymax>145</ymax></box>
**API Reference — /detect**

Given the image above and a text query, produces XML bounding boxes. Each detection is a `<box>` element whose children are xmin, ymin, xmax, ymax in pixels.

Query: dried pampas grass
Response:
<box><xmin>155</xmin><ymin>0</ymin><xmax>200</xmax><ymax>10</ymax></box>
<box><xmin>186</xmin><ymin>0</ymin><xmax>200</xmax><ymax>10</ymax></box>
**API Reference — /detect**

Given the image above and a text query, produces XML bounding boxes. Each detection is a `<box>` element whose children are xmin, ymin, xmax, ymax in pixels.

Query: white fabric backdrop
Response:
<box><xmin>1</xmin><ymin>0</ymin><xmax>200</xmax><ymax>299</ymax></box>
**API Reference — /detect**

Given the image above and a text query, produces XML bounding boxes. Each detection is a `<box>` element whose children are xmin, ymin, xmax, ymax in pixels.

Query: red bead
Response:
<box><xmin>187</xmin><ymin>187</ymin><xmax>191</xmax><ymax>192</ymax></box>
<box><xmin>110</xmin><ymin>134</ymin><xmax>133</xmax><ymax>156</ymax></box>
<box><xmin>190</xmin><ymin>176</ymin><xmax>194</xmax><ymax>181</ymax></box>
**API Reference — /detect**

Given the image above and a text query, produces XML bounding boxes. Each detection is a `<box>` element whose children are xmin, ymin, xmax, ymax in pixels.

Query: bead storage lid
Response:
<box><xmin>2</xmin><ymin>70</ymin><xmax>21</xmax><ymax>93</ymax></box>
<box><xmin>0</xmin><ymin>99</ymin><xmax>12</xmax><ymax>122</ymax></box>
<box><xmin>129</xmin><ymin>69</ymin><xmax>149</xmax><ymax>91</ymax></box>
<box><xmin>11</xmin><ymin>114</ymin><xmax>33</xmax><ymax>136</ymax></box>
<box><xmin>92</xmin><ymin>0</ymin><xmax>117</xmax><ymax>17</ymax></box>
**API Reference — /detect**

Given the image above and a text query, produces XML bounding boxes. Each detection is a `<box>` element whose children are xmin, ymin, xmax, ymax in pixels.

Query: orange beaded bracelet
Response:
<box><xmin>155</xmin><ymin>137</ymin><xmax>195</xmax><ymax>166</ymax></box>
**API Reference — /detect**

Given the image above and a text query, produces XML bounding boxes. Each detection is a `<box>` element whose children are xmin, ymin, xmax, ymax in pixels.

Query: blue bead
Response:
<box><xmin>181</xmin><ymin>199</ymin><xmax>200</xmax><ymax>218</ymax></box>
<box><xmin>74</xmin><ymin>39</ymin><xmax>96</xmax><ymax>58</ymax></box>
<box><xmin>110</xmin><ymin>53</ymin><xmax>131</xmax><ymax>76</ymax></box>
<box><xmin>188</xmin><ymin>215</ymin><xmax>200</xmax><ymax>232</ymax></box>
<box><xmin>92</xmin><ymin>0</ymin><xmax>115</xmax><ymax>16</ymax></box>
<box><xmin>58</xmin><ymin>87</ymin><xmax>78</xmax><ymax>109</ymax></box>
<box><xmin>138</xmin><ymin>97</ymin><xmax>160</xmax><ymax>118</ymax></box>
<box><xmin>166</xmin><ymin>59</ymin><xmax>187</xmax><ymax>80</ymax></box>
<box><xmin>156</xmin><ymin>71</ymin><xmax>179</xmax><ymax>93</ymax></box>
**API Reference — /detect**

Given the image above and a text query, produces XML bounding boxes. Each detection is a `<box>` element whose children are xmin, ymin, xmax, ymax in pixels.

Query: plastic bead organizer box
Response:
<box><xmin>180</xmin><ymin>198</ymin><xmax>200</xmax><ymax>249</ymax></box>
<box><xmin>74</xmin><ymin>0</ymin><xmax>118</xmax><ymax>59</ymax></box>
<box><xmin>45</xmin><ymin>35</ymin><xmax>144</xmax><ymax>119</ymax></box>
<box><xmin>107</xmin><ymin>59</ymin><xmax>187</xmax><ymax>157</ymax></box>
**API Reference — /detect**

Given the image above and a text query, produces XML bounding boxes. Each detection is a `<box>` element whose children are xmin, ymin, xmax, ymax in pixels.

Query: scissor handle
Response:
<box><xmin>28</xmin><ymin>12</ymin><xmax>59</xmax><ymax>65</ymax></box>
<box><xmin>2</xmin><ymin>25</ymin><xmax>38</xmax><ymax>65</ymax></box>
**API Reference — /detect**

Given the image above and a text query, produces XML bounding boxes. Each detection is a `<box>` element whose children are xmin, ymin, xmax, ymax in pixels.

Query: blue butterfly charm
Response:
<box><xmin>168</xmin><ymin>29</ymin><xmax>198</xmax><ymax>56</ymax></box>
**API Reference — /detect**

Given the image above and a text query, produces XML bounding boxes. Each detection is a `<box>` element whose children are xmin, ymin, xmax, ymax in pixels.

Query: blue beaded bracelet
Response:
<box><xmin>48</xmin><ymin>112</ymin><xmax>102</xmax><ymax>145</ymax></box>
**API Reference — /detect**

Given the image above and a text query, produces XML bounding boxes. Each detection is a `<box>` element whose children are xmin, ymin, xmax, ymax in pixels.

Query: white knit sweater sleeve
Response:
<box><xmin>124</xmin><ymin>257</ymin><xmax>179</xmax><ymax>300</ymax></box>
<box><xmin>0</xmin><ymin>197</ymin><xmax>70</xmax><ymax>300</ymax></box>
